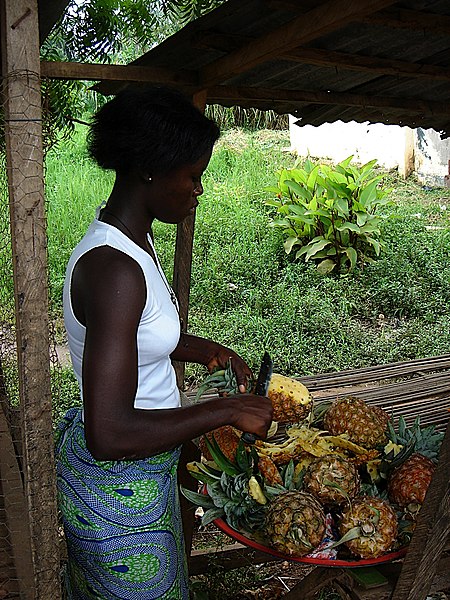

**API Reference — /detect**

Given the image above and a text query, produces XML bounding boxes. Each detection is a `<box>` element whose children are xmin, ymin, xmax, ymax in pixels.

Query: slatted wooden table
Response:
<box><xmin>181</xmin><ymin>353</ymin><xmax>450</xmax><ymax>599</ymax></box>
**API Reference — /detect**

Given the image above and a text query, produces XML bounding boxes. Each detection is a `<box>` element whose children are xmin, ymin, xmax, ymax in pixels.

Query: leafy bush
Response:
<box><xmin>265</xmin><ymin>156</ymin><xmax>392</xmax><ymax>274</ymax></box>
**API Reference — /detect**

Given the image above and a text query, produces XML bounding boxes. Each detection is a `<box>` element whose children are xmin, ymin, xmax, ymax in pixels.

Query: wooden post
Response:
<box><xmin>400</xmin><ymin>127</ymin><xmax>415</xmax><ymax>179</ymax></box>
<box><xmin>172</xmin><ymin>89</ymin><xmax>208</xmax><ymax>388</ymax></box>
<box><xmin>0</xmin><ymin>0</ymin><xmax>60</xmax><ymax>597</ymax></box>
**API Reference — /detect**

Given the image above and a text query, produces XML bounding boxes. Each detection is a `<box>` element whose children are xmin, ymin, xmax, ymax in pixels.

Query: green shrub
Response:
<box><xmin>265</xmin><ymin>156</ymin><xmax>392</xmax><ymax>274</ymax></box>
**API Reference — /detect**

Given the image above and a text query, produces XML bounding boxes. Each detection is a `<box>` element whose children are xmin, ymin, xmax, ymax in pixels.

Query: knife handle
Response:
<box><xmin>241</xmin><ymin>432</ymin><xmax>257</xmax><ymax>444</ymax></box>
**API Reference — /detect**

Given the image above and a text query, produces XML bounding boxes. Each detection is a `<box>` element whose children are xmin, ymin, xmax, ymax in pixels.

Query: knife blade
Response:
<box><xmin>241</xmin><ymin>351</ymin><xmax>273</xmax><ymax>444</ymax></box>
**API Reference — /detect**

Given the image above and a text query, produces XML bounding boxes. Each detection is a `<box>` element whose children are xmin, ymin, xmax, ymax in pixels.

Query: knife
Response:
<box><xmin>241</xmin><ymin>351</ymin><xmax>273</xmax><ymax>445</ymax></box>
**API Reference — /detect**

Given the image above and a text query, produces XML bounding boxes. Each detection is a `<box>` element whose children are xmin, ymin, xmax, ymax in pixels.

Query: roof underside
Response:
<box><xmin>95</xmin><ymin>0</ymin><xmax>450</xmax><ymax>137</ymax></box>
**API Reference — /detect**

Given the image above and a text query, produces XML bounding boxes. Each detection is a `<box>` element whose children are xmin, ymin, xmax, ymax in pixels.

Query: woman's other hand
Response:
<box><xmin>206</xmin><ymin>348</ymin><xmax>252</xmax><ymax>394</ymax></box>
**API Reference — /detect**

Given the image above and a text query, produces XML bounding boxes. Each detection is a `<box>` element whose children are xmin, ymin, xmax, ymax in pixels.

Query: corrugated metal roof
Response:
<box><xmin>95</xmin><ymin>0</ymin><xmax>450</xmax><ymax>137</ymax></box>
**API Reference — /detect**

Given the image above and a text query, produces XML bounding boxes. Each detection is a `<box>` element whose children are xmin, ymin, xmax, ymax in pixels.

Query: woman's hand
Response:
<box><xmin>227</xmin><ymin>393</ymin><xmax>273</xmax><ymax>439</ymax></box>
<box><xmin>206</xmin><ymin>348</ymin><xmax>252</xmax><ymax>394</ymax></box>
<box><xmin>172</xmin><ymin>334</ymin><xmax>253</xmax><ymax>393</ymax></box>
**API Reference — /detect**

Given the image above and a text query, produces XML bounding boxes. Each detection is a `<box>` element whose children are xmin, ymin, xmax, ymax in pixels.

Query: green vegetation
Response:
<box><xmin>266</xmin><ymin>156</ymin><xmax>392</xmax><ymax>274</ymax></box>
<box><xmin>44</xmin><ymin>126</ymin><xmax>450</xmax><ymax>390</ymax></box>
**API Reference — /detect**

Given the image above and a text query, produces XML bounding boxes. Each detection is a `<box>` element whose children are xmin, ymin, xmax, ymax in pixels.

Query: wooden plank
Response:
<box><xmin>284</xmin><ymin>46</ymin><xmax>450</xmax><ymax>82</ymax></box>
<box><xmin>0</xmin><ymin>403</ymin><xmax>34</xmax><ymax>598</ymax></box>
<box><xmin>172</xmin><ymin>90</ymin><xmax>207</xmax><ymax>388</ymax></box>
<box><xmin>391</xmin><ymin>421</ymin><xmax>450</xmax><ymax>600</ymax></box>
<box><xmin>195</xmin><ymin>32</ymin><xmax>450</xmax><ymax>82</ymax></box>
<box><xmin>207</xmin><ymin>85</ymin><xmax>450</xmax><ymax>117</ymax></box>
<box><xmin>40</xmin><ymin>59</ymin><xmax>196</xmax><ymax>86</ymax></box>
<box><xmin>199</xmin><ymin>0</ymin><xmax>398</xmax><ymax>88</ymax></box>
<box><xmin>362</xmin><ymin>7</ymin><xmax>450</xmax><ymax>34</ymax></box>
<box><xmin>282</xmin><ymin>567</ymin><xmax>346</xmax><ymax>599</ymax></box>
<box><xmin>0</xmin><ymin>0</ymin><xmax>60</xmax><ymax>597</ymax></box>
<box><xmin>189</xmin><ymin>542</ymin><xmax>283</xmax><ymax>575</ymax></box>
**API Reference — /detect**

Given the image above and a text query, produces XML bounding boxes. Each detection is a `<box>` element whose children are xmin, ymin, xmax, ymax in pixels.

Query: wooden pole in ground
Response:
<box><xmin>172</xmin><ymin>89</ymin><xmax>208</xmax><ymax>388</ymax></box>
<box><xmin>173</xmin><ymin>89</ymin><xmax>208</xmax><ymax>565</ymax></box>
<box><xmin>0</xmin><ymin>0</ymin><xmax>60</xmax><ymax>597</ymax></box>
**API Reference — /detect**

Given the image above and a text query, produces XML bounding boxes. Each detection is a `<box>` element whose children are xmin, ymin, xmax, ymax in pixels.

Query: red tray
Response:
<box><xmin>214</xmin><ymin>517</ymin><xmax>408</xmax><ymax>568</ymax></box>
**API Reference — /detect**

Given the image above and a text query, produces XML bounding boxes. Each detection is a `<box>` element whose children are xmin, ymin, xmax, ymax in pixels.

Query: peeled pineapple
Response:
<box><xmin>266</xmin><ymin>373</ymin><xmax>312</xmax><ymax>423</ymax></box>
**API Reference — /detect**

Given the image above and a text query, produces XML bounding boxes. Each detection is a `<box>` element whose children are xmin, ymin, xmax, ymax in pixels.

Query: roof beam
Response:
<box><xmin>195</xmin><ymin>31</ymin><xmax>450</xmax><ymax>82</ymax></box>
<box><xmin>283</xmin><ymin>47</ymin><xmax>450</xmax><ymax>82</ymax></box>
<box><xmin>361</xmin><ymin>8</ymin><xmax>450</xmax><ymax>34</ymax></box>
<box><xmin>40</xmin><ymin>60</ymin><xmax>196</xmax><ymax>86</ymax></box>
<box><xmin>198</xmin><ymin>0</ymin><xmax>398</xmax><ymax>88</ymax></box>
<box><xmin>206</xmin><ymin>85</ymin><xmax>450</xmax><ymax>116</ymax></box>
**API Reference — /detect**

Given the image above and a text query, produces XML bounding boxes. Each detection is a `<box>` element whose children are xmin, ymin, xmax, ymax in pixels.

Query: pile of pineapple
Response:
<box><xmin>183</xmin><ymin>368</ymin><xmax>444</xmax><ymax>561</ymax></box>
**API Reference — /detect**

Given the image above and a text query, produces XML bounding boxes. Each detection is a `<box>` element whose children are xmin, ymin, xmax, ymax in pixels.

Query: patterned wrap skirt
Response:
<box><xmin>56</xmin><ymin>408</ymin><xmax>189</xmax><ymax>599</ymax></box>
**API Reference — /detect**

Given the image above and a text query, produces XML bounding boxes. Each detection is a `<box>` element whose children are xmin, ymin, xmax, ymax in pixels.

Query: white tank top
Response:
<box><xmin>63</xmin><ymin>210</ymin><xmax>181</xmax><ymax>410</ymax></box>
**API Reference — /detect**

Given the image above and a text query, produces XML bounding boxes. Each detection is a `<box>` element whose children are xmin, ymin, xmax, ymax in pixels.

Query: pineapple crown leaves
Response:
<box><xmin>359</xmin><ymin>482</ymin><xmax>389</xmax><ymax>501</ymax></box>
<box><xmin>194</xmin><ymin>359</ymin><xmax>253</xmax><ymax>402</ymax></box>
<box><xmin>207</xmin><ymin>472</ymin><xmax>267</xmax><ymax>531</ymax></box>
<box><xmin>203</xmin><ymin>435</ymin><xmax>258</xmax><ymax>477</ymax></box>
<box><xmin>185</xmin><ymin>461</ymin><xmax>223</xmax><ymax>486</ymax></box>
<box><xmin>385</xmin><ymin>416</ymin><xmax>444</xmax><ymax>466</ymax></box>
<box><xmin>264</xmin><ymin>460</ymin><xmax>303</xmax><ymax>500</ymax></box>
<box><xmin>309</xmin><ymin>399</ymin><xmax>333</xmax><ymax>427</ymax></box>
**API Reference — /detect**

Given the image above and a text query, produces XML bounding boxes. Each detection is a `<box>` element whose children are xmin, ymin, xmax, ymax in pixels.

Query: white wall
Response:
<box><xmin>289</xmin><ymin>117</ymin><xmax>450</xmax><ymax>187</ymax></box>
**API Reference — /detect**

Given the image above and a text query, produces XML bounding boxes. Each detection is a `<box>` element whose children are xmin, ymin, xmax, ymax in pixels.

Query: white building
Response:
<box><xmin>289</xmin><ymin>117</ymin><xmax>450</xmax><ymax>188</ymax></box>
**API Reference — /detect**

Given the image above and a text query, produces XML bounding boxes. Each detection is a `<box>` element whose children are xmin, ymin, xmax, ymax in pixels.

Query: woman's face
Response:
<box><xmin>149</xmin><ymin>151</ymin><xmax>212</xmax><ymax>224</ymax></box>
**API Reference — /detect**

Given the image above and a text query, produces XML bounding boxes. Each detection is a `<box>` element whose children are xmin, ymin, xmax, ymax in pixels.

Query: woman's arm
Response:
<box><xmin>72</xmin><ymin>247</ymin><xmax>272</xmax><ymax>461</ymax></box>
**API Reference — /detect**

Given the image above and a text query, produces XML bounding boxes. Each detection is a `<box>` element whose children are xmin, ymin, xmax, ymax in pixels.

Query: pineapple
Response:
<box><xmin>266</xmin><ymin>373</ymin><xmax>312</xmax><ymax>423</ymax></box>
<box><xmin>256</xmin><ymin>454</ymin><xmax>284</xmax><ymax>486</ymax></box>
<box><xmin>182</xmin><ymin>437</ymin><xmax>268</xmax><ymax>532</ymax></box>
<box><xmin>388</xmin><ymin>452</ymin><xmax>435</xmax><ymax>511</ymax></box>
<box><xmin>194</xmin><ymin>362</ymin><xmax>312</xmax><ymax>424</ymax></box>
<box><xmin>264</xmin><ymin>491</ymin><xmax>326</xmax><ymax>556</ymax></box>
<box><xmin>324</xmin><ymin>396</ymin><xmax>389</xmax><ymax>449</ymax></box>
<box><xmin>198</xmin><ymin>426</ymin><xmax>240</xmax><ymax>463</ymax></box>
<box><xmin>338</xmin><ymin>496</ymin><xmax>398</xmax><ymax>558</ymax></box>
<box><xmin>303</xmin><ymin>455</ymin><xmax>360</xmax><ymax>506</ymax></box>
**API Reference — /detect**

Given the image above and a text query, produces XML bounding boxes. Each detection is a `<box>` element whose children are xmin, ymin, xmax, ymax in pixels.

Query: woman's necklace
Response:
<box><xmin>100</xmin><ymin>208</ymin><xmax>180</xmax><ymax>312</ymax></box>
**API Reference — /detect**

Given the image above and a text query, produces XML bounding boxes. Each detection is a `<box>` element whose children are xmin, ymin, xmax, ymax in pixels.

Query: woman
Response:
<box><xmin>56</xmin><ymin>87</ymin><xmax>273</xmax><ymax>599</ymax></box>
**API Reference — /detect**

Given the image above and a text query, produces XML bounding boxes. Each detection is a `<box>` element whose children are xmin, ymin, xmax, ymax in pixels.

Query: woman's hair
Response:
<box><xmin>87</xmin><ymin>86</ymin><xmax>220</xmax><ymax>175</ymax></box>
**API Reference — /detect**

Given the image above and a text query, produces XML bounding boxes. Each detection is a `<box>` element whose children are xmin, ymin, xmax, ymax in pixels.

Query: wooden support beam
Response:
<box><xmin>41</xmin><ymin>59</ymin><xmax>196</xmax><ymax>86</ymax></box>
<box><xmin>195</xmin><ymin>31</ymin><xmax>450</xmax><ymax>82</ymax></box>
<box><xmin>391</xmin><ymin>420</ymin><xmax>450</xmax><ymax>600</ymax></box>
<box><xmin>172</xmin><ymin>89</ymin><xmax>208</xmax><ymax>388</ymax></box>
<box><xmin>207</xmin><ymin>85</ymin><xmax>450</xmax><ymax>117</ymax></box>
<box><xmin>199</xmin><ymin>0</ymin><xmax>398</xmax><ymax>88</ymax></box>
<box><xmin>362</xmin><ymin>7</ymin><xmax>450</xmax><ymax>35</ymax></box>
<box><xmin>189</xmin><ymin>542</ymin><xmax>283</xmax><ymax>575</ymax></box>
<box><xmin>0</xmin><ymin>0</ymin><xmax>60</xmax><ymax>597</ymax></box>
<box><xmin>285</xmin><ymin>47</ymin><xmax>450</xmax><ymax>82</ymax></box>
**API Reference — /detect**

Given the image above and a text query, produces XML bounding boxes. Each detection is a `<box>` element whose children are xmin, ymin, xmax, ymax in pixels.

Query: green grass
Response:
<box><xmin>42</xmin><ymin>126</ymin><xmax>450</xmax><ymax>390</ymax></box>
